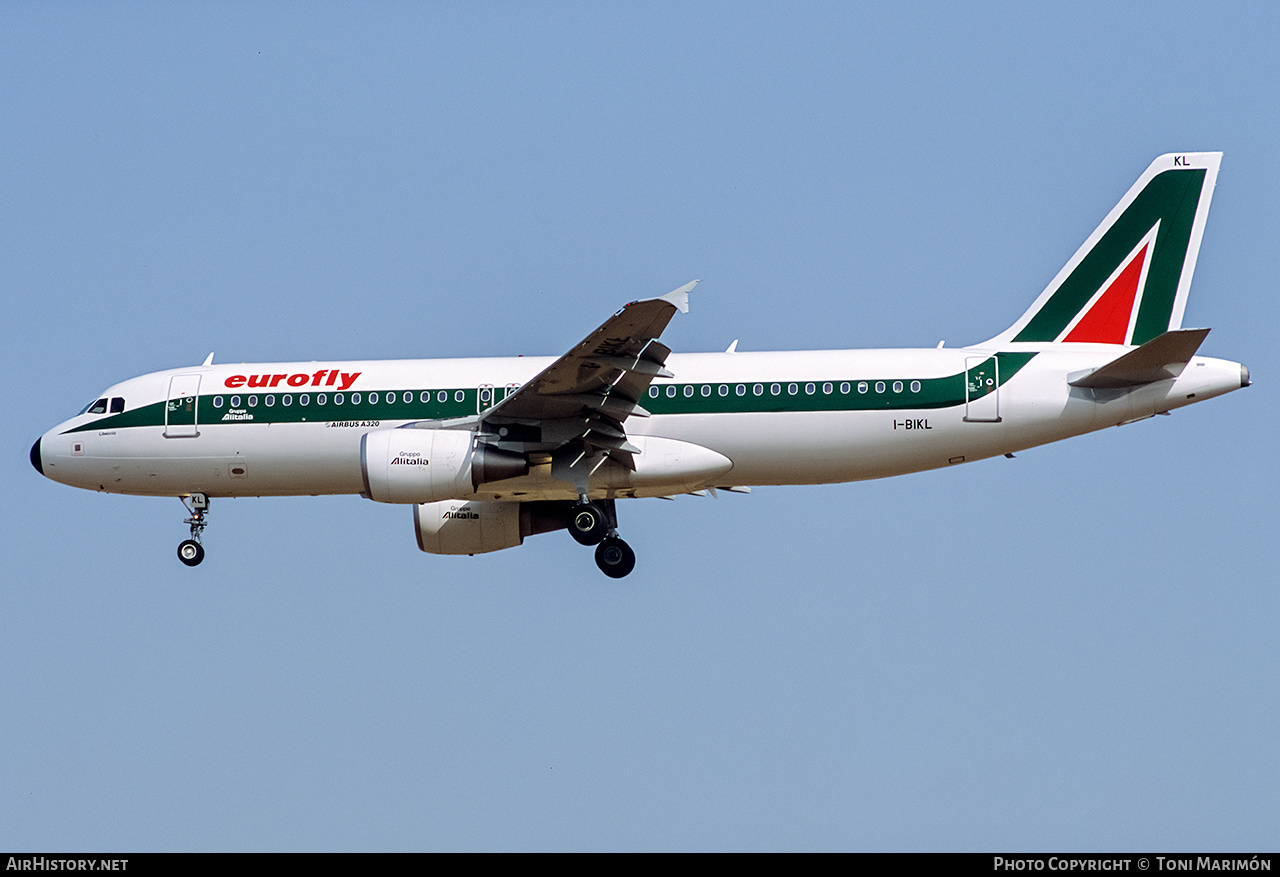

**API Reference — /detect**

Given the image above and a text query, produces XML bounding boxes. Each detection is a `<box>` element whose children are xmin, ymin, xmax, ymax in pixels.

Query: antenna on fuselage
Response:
<box><xmin>201</xmin><ymin>352</ymin><xmax>215</xmax><ymax>366</ymax></box>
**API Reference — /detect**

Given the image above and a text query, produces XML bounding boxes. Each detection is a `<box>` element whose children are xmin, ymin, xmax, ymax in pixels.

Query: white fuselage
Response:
<box><xmin>34</xmin><ymin>344</ymin><xmax>1248</xmax><ymax>503</ymax></box>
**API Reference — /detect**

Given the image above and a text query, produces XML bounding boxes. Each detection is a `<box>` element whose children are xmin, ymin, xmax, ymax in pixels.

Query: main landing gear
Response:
<box><xmin>566</xmin><ymin>497</ymin><xmax>636</xmax><ymax>579</ymax></box>
<box><xmin>594</xmin><ymin>536</ymin><xmax>635</xmax><ymax>579</ymax></box>
<box><xmin>177</xmin><ymin>493</ymin><xmax>209</xmax><ymax>567</ymax></box>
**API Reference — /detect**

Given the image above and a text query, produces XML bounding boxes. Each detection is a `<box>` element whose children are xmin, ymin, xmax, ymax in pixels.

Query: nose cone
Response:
<box><xmin>30</xmin><ymin>437</ymin><xmax>43</xmax><ymax>476</ymax></box>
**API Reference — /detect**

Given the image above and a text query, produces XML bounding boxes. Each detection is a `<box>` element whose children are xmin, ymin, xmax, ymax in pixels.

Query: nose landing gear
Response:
<box><xmin>177</xmin><ymin>493</ymin><xmax>209</xmax><ymax>567</ymax></box>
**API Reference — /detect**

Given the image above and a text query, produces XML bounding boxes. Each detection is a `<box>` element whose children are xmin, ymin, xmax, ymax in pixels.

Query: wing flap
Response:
<box><xmin>583</xmin><ymin>352</ymin><xmax>675</xmax><ymax>379</ymax></box>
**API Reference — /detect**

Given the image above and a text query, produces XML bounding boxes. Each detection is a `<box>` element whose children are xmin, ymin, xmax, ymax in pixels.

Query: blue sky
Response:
<box><xmin>3</xmin><ymin>2</ymin><xmax>1276</xmax><ymax>851</ymax></box>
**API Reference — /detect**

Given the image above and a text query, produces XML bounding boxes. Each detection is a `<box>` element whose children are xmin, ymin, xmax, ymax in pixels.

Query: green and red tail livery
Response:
<box><xmin>987</xmin><ymin>153</ymin><xmax>1220</xmax><ymax>347</ymax></box>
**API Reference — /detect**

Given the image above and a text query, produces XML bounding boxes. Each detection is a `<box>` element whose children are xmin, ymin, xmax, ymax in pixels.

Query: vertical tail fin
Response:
<box><xmin>984</xmin><ymin>153</ymin><xmax>1221</xmax><ymax>347</ymax></box>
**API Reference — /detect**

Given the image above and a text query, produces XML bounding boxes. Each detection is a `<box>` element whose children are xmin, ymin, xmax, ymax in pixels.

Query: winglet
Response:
<box><xmin>658</xmin><ymin>279</ymin><xmax>697</xmax><ymax>314</ymax></box>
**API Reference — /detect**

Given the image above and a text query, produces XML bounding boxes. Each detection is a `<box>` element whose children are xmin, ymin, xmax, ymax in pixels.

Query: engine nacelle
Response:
<box><xmin>361</xmin><ymin>428</ymin><xmax>528</xmax><ymax>504</ymax></box>
<box><xmin>414</xmin><ymin>500</ymin><xmax>523</xmax><ymax>555</ymax></box>
<box><xmin>413</xmin><ymin>499</ymin><xmax>572</xmax><ymax>555</ymax></box>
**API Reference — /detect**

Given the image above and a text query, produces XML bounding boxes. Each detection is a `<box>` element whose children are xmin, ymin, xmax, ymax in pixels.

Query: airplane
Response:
<box><xmin>30</xmin><ymin>153</ymin><xmax>1250</xmax><ymax>578</ymax></box>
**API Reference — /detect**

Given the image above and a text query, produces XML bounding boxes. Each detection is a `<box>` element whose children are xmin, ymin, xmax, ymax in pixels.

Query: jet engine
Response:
<box><xmin>414</xmin><ymin>499</ymin><xmax>523</xmax><ymax>554</ymax></box>
<box><xmin>361</xmin><ymin>428</ymin><xmax>527</xmax><ymax>504</ymax></box>
<box><xmin>414</xmin><ymin>499</ymin><xmax>570</xmax><ymax>555</ymax></box>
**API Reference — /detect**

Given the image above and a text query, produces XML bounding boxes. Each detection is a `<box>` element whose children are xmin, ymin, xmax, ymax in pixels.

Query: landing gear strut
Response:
<box><xmin>567</xmin><ymin>497</ymin><xmax>636</xmax><ymax>578</ymax></box>
<box><xmin>178</xmin><ymin>493</ymin><xmax>209</xmax><ymax>567</ymax></box>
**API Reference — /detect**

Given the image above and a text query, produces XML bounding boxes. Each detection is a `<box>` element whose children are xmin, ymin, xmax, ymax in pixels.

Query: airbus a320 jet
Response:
<box><xmin>31</xmin><ymin>153</ymin><xmax>1249</xmax><ymax>577</ymax></box>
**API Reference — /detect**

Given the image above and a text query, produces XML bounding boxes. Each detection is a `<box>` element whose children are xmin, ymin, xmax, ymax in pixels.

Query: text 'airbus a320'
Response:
<box><xmin>32</xmin><ymin>153</ymin><xmax>1249</xmax><ymax>577</ymax></box>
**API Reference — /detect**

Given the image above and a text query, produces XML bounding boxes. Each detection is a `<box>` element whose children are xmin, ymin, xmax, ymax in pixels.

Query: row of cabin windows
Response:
<box><xmin>211</xmin><ymin>390</ymin><xmax>469</xmax><ymax>409</ymax></box>
<box><xmin>648</xmin><ymin>380</ymin><xmax>923</xmax><ymax>399</ymax></box>
<box><xmin>88</xmin><ymin>382</ymin><xmax>928</xmax><ymax>417</ymax></box>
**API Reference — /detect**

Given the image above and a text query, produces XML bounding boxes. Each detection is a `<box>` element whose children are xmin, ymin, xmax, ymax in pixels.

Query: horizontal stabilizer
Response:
<box><xmin>1068</xmin><ymin>328</ymin><xmax>1210</xmax><ymax>389</ymax></box>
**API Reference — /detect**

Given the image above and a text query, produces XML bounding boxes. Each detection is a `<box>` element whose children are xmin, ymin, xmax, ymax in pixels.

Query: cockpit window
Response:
<box><xmin>83</xmin><ymin>398</ymin><xmax>109</xmax><ymax>415</ymax></box>
<box><xmin>110</xmin><ymin>397</ymin><xmax>125</xmax><ymax>414</ymax></box>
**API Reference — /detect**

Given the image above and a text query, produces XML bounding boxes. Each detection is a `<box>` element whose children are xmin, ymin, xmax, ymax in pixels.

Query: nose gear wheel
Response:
<box><xmin>178</xmin><ymin>540</ymin><xmax>205</xmax><ymax>566</ymax></box>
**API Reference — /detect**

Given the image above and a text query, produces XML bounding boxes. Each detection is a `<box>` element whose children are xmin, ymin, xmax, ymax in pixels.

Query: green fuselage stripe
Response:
<box><xmin>68</xmin><ymin>353</ymin><xmax>1036</xmax><ymax>433</ymax></box>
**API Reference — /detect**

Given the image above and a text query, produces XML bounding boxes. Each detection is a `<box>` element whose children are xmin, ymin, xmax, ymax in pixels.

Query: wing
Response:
<box><xmin>412</xmin><ymin>281</ymin><xmax>696</xmax><ymax>471</ymax></box>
